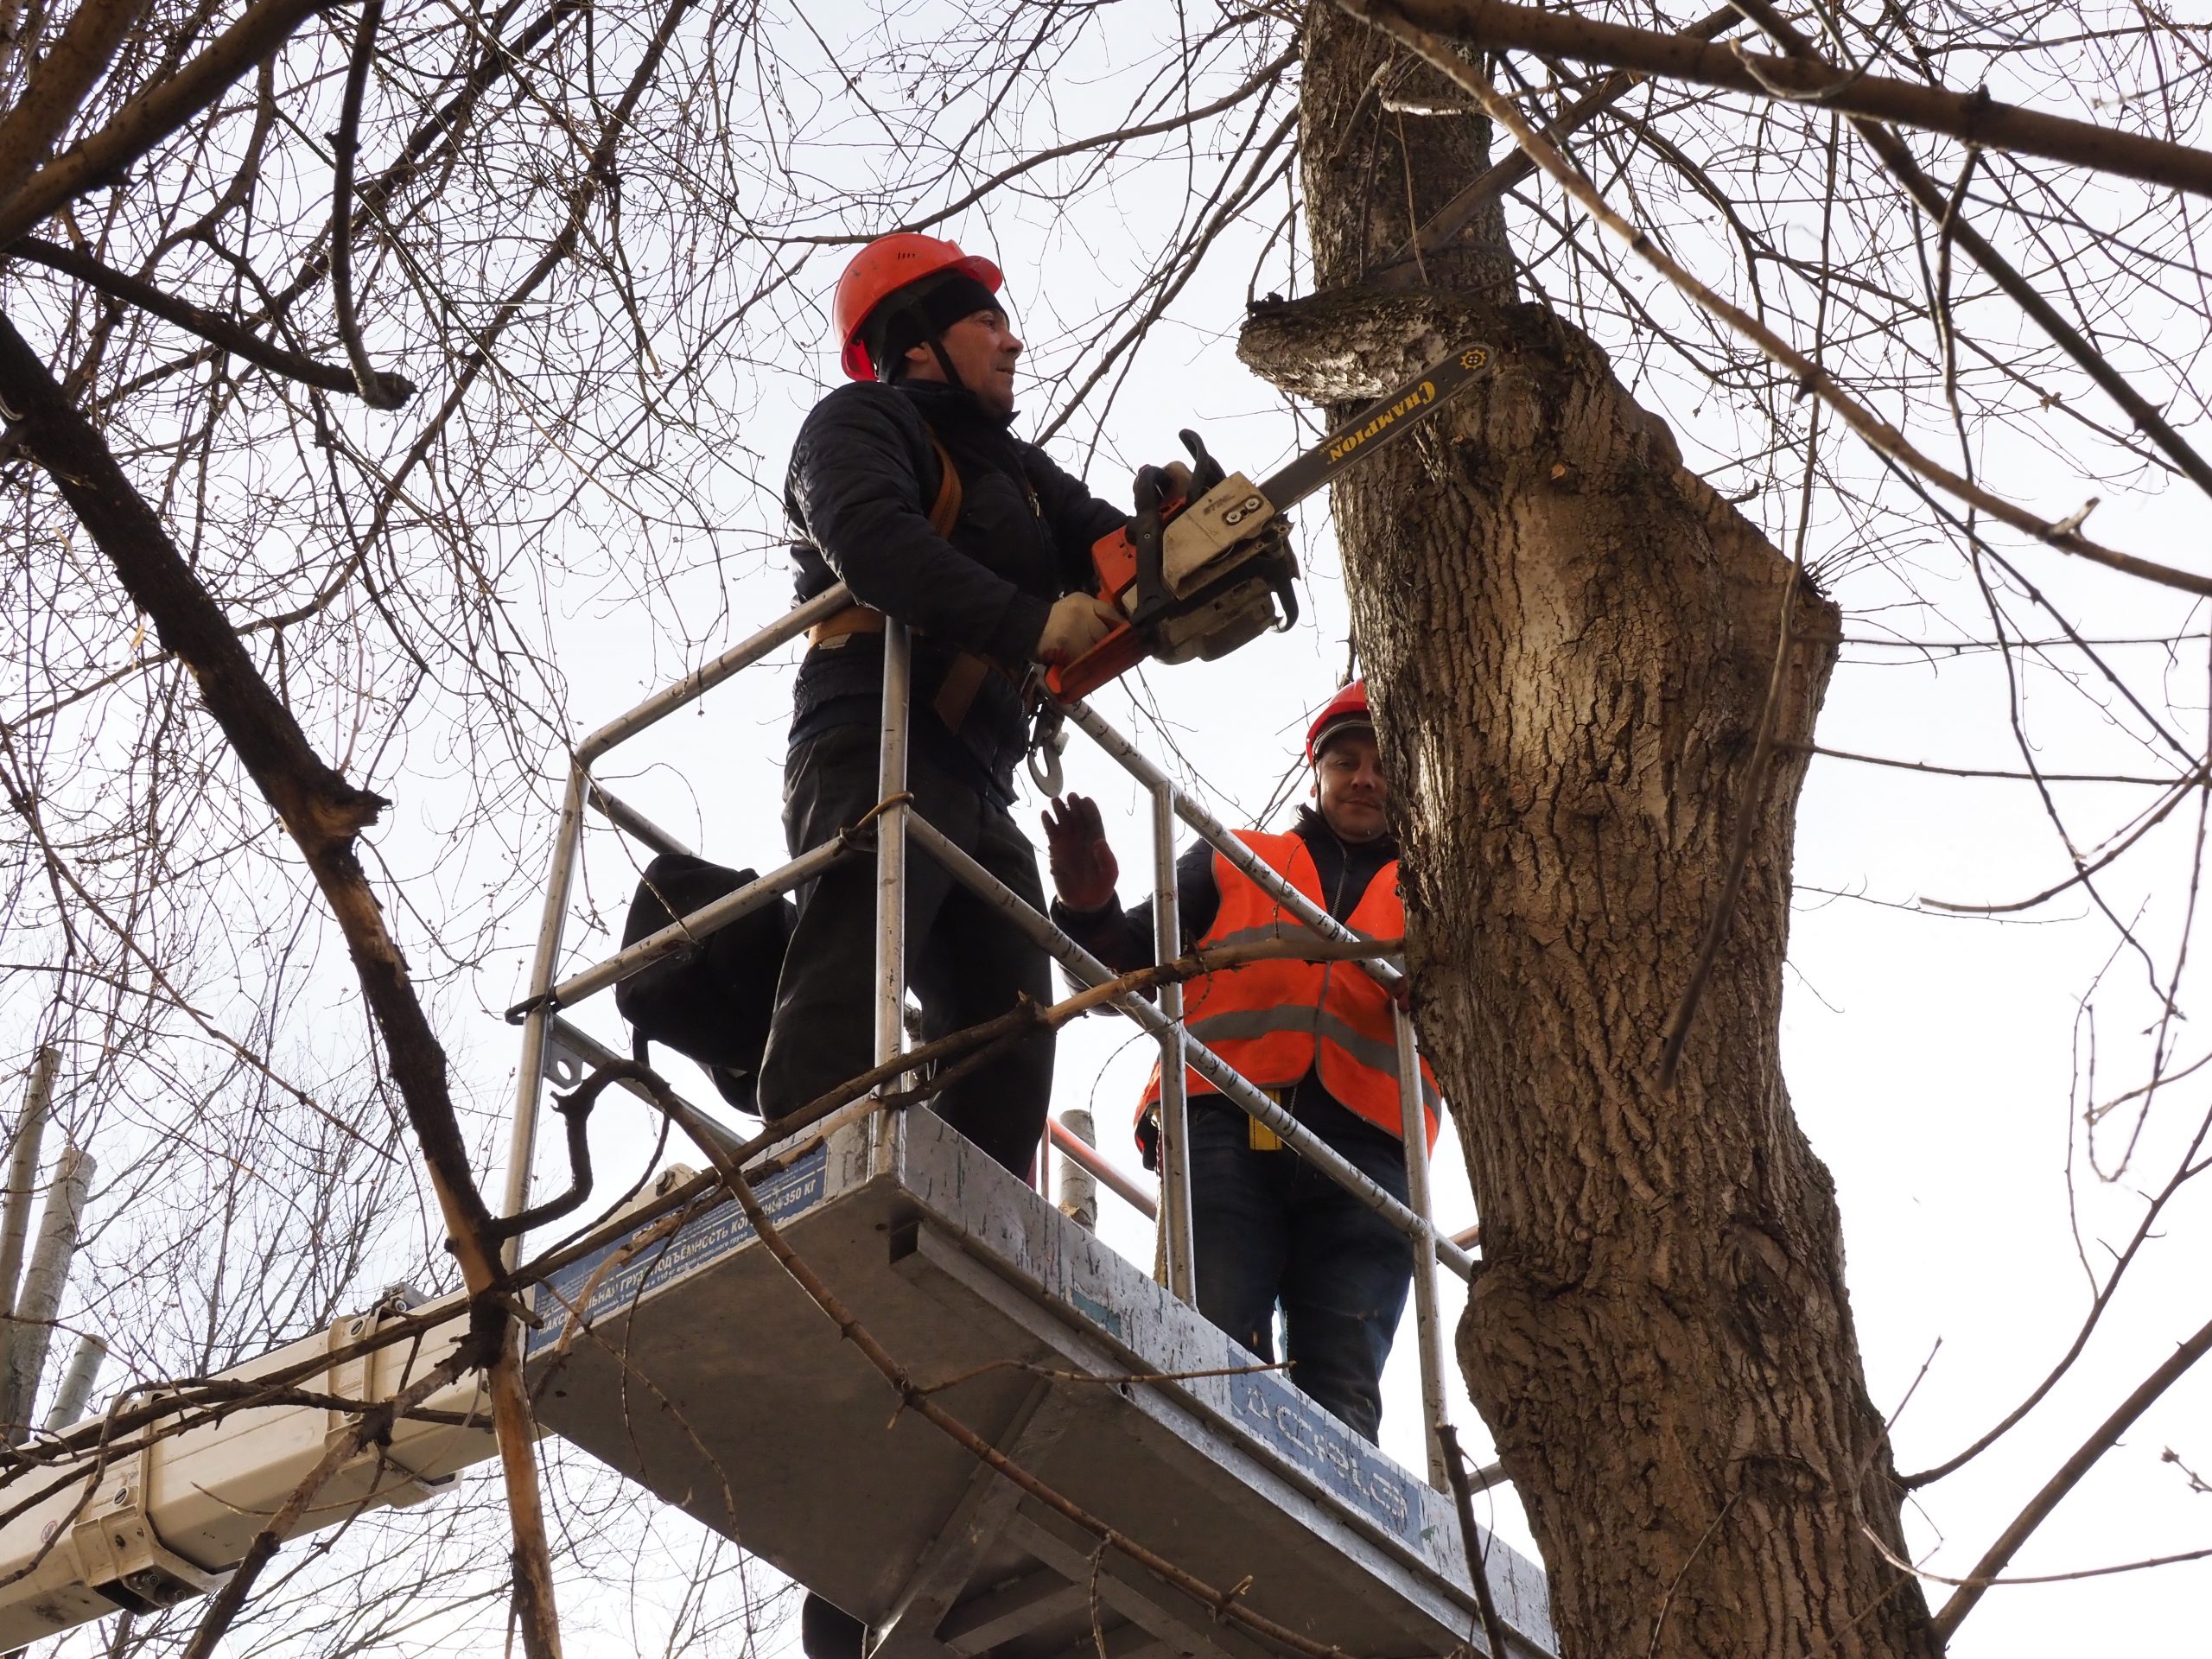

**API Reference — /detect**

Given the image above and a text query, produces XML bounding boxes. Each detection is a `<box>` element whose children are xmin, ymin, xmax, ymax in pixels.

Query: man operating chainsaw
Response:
<box><xmin>1042</xmin><ymin>681</ymin><xmax>1440</xmax><ymax>1442</ymax></box>
<box><xmin>758</xmin><ymin>232</ymin><xmax>1127</xmax><ymax>1178</ymax></box>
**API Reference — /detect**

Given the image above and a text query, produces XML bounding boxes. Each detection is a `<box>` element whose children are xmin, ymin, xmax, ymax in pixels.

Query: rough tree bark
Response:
<box><xmin>1236</xmin><ymin>8</ymin><xmax>1940</xmax><ymax>1656</ymax></box>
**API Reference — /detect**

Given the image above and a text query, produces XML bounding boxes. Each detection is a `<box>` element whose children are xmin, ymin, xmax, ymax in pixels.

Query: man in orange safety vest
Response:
<box><xmin>1043</xmin><ymin>680</ymin><xmax>1438</xmax><ymax>1440</ymax></box>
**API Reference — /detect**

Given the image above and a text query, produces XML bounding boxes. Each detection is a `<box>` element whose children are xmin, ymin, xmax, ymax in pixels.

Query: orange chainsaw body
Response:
<box><xmin>1037</xmin><ymin>340</ymin><xmax>1494</xmax><ymax>707</ymax></box>
<box><xmin>1044</xmin><ymin>518</ymin><xmax>1164</xmax><ymax>701</ymax></box>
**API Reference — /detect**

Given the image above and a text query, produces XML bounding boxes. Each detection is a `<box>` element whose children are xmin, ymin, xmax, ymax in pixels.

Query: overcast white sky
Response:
<box><xmin>25</xmin><ymin>1</ymin><xmax>2203</xmax><ymax>1650</ymax></box>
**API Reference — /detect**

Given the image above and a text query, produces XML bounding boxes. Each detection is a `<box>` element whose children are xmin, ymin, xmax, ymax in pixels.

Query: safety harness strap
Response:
<box><xmin>805</xmin><ymin>431</ymin><xmax>1004</xmax><ymax>732</ymax></box>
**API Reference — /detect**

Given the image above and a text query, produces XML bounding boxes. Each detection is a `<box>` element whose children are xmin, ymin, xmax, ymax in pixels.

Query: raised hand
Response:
<box><xmin>1040</xmin><ymin>793</ymin><xmax>1119</xmax><ymax>911</ymax></box>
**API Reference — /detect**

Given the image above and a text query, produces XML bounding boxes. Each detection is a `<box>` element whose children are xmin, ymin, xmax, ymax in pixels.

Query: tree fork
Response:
<box><xmin>1245</xmin><ymin>9</ymin><xmax>1937</xmax><ymax>1653</ymax></box>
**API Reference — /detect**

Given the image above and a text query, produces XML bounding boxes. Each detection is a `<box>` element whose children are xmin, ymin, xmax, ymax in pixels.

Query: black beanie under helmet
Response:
<box><xmin>861</xmin><ymin>272</ymin><xmax>1005</xmax><ymax>380</ymax></box>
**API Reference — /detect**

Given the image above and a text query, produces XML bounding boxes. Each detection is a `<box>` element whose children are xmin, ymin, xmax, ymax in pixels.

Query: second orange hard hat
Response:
<box><xmin>1306</xmin><ymin>680</ymin><xmax>1373</xmax><ymax>765</ymax></box>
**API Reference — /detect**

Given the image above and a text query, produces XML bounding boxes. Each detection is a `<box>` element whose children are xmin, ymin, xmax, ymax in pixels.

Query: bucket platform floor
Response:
<box><xmin>526</xmin><ymin>1110</ymin><xmax>1554</xmax><ymax>1659</ymax></box>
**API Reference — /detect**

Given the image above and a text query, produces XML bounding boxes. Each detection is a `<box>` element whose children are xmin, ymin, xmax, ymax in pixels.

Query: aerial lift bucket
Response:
<box><xmin>527</xmin><ymin>1107</ymin><xmax>1554</xmax><ymax>1659</ymax></box>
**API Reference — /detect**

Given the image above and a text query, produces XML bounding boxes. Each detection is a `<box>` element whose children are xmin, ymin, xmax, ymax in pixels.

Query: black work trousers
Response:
<box><xmin>1187</xmin><ymin>1092</ymin><xmax>1414</xmax><ymax>1442</ymax></box>
<box><xmin>755</xmin><ymin>723</ymin><xmax>1055</xmax><ymax>1178</ymax></box>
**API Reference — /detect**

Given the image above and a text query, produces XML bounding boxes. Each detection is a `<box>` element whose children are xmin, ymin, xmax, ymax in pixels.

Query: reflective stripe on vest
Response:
<box><xmin>1139</xmin><ymin>830</ymin><xmax>1440</xmax><ymax>1147</ymax></box>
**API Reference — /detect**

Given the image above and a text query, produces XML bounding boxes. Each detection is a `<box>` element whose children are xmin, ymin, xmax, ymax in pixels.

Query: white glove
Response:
<box><xmin>1036</xmin><ymin>594</ymin><xmax>1123</xmax><ymax>666</ymax></box>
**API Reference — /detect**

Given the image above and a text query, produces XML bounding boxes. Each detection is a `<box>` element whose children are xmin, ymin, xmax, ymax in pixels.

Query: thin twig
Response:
<box><xmin>327</xmin><ymin>0</ymin><xmax>405</xmax><ymax>410</ymax></box>
<box><xmin>1646</xmin><ymin>1494</ymin><xmax>1737</xmax><ymax>1659</ymax></box>
<box><xmin>1796</xmin><ymin>743</ymin><xmax>2200</xmax><ymax>788</ymax></box>
<box><xmin>1929</xmin><ymin>1310</ymin><xmax>2212</xmax><ymax>1640</ymax></box>
<box><xmin>1864</xmin><ymin>1523</ymin><xmax>2212</xmax><ymax>1588</ymax></box>
<box><xmin>1437</xmin><ymin>1424</ymin><xmax>1515</xmax><ymax>1659</ymax></box>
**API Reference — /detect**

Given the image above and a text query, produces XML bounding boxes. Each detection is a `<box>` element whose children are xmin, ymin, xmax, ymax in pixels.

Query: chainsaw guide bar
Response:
<box><xmin>1041</xmin><ymin>341</ymin><xmax>1496</xmax><ymax>703</ymax></box>
<box><xmin>1259</xmin><ymin>342</ymin><xmax>1497</xmax><ymax>514</ymax></box>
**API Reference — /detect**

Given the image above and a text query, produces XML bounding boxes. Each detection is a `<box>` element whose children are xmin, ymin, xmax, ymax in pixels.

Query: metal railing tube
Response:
<box><xmin>543</xmin><ymin>842</ymin><xmax>845</xmax><ymax>1012</ymax></box>
<box><xmin>504</xmin><ymin>765</ymin><xmax>589</xmax><ymax>1262</ymax></box>
<box><xmin>1150</xmin><ymin>781</ymin><xmax>1197</xmax><ymax>1301</ymax></box>
<box><xmin>1048</xmin><ymin>1119</ymin><xmax>1159</xmax><ymax>1221</ymax></box>
<box><xmin>587</xmin><ymin>782</ymin><xmax>693</xmax><ymax>860</ymax></box>
<box><xmin>505</xmin><ymin>587</ymin><xmax>845</xmax><ymax>1253</ymax></box>
<box><xmin>1397</xmin><ymin>1007</ymin><xmax>1451</xmax><ymax>1491</ymax></box>
<box><xmin>900</xmin><ymin>812</ymin><xmax>1474</xmax><ymax>1280</ymax></box>
<box><xmin>873</xmin><ymin>624</ymin><xmax>913</xmax><ymax>1168</ymax></box>
<box><xmin>575</xmin><ymin>584</ymin><xmax>852</xmax><ymax>766</ymax></box>
<box><xmin>1061</xmin><ymin>700</ymin><xmax>1405</xmax><ymax>993</ymax></box>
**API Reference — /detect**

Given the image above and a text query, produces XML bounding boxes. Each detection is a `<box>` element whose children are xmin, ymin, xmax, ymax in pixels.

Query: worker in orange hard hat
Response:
<box><xmin>1040</xmin><ymin>680</ymin><xmax>1439</xmax><ymax>1443</ymax></box>
<box><xmin>780</xmin><ymin>229</ymin><xmax>1136</xmax><ymax>1659</ymax></box>
<box><xmin>760</xmin><ymin>231</ymin><xmax>1127</xmax><ymax>1181</ymax></box>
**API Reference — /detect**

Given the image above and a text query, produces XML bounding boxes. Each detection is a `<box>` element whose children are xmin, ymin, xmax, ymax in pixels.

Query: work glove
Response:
<box><xmin>1035</xmin><ymin>593</ymin><xmax>1122</xmax><ymax>666</ymax></box>
<box><xmin>1041</xmin><ymin>794</ymin><xmax>1120</xmax><ymax>912</ymax></box>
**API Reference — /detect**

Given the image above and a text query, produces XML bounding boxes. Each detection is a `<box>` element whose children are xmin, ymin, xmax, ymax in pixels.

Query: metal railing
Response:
<box><xmin>501</xmin><ymin>595</ymin><xmax>1472</xmax><ymax>1490</ymax></box>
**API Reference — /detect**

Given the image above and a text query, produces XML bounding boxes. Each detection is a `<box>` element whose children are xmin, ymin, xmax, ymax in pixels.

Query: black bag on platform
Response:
<box><xmin>614</xmin><ymin>853</ymin><xmax>796</xmax><ymax>1115</ymax></box>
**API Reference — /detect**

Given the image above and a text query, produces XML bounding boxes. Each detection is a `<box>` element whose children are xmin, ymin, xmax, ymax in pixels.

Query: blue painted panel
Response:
<box><xmin>1223</xmin><ymin>1366</ymin><xmax>1418</xmax><ymax>1539</ymax></box>
<box><xmin>528</xmin><ymin>1147</ymin><xmax>830</xmax><ymax>1358</ymax></box>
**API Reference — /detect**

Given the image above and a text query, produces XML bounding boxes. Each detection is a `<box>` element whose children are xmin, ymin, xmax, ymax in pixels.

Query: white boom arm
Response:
<box><xmin>0</xmin><ymin>1288</ymin><xmax>493</xmax><ymax>1649</ymax></box>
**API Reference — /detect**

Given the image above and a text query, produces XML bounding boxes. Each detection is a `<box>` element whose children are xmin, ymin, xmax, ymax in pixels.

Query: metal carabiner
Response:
<box><xmin>1027</xmin><ymin>702</ymin><xmax>1069</xmax><ymax>798</ymax></box>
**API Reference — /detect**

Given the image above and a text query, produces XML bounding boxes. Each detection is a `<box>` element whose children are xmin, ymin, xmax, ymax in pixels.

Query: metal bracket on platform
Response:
<box><xmin>1002</xmin><ymin>1508</ymin><xmax>1258</xmax><ymax>1659</ymax></box>
<box><xmin>938</xmin><ymin>1566</ymin><xmax>1092</xmax><ymax>1655</ymax></box>
<box><xmin>542</xmin><ymin>1024</ymin><xmax>591</xmax><ymax>1090</ymax></box>
<box><xmin>871</xmin><ymin>1382</ymin><xmax>1077</xmax><ymax>1659</ymax></box>
<box><xmin>318</xmin><ymin>1309</ymin><xmax>453</xmax><ymax>1510</ymax></box>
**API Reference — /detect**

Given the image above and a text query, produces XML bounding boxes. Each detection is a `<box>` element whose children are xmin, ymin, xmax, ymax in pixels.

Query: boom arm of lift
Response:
<box><xmin>0</xmin><ymin>1287</ymin><xmax>493</xmax><ymax>1649</ymax></box>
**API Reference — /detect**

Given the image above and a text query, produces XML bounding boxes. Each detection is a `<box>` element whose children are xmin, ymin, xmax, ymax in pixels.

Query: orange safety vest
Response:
<box><xmin>1139</xmin><ymin>830</ymin><xmax>1440</xmax><ymax>1148</ymax></box>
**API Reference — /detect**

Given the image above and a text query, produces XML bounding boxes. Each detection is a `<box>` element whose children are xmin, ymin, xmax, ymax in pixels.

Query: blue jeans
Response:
<box><xmin>1185</xmin><ymin>1093</ymin><xmax>1414</xmax><ymax>1442</ymax></box>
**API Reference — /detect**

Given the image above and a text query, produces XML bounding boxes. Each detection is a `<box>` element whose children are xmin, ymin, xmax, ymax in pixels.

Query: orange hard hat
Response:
<box><xmin>834</xmin><ymin>232</ymin><xmax>1004</xmax><ymax>381</ymax></box>
<box><xmin>1306</xmin><ymin>679</ymin><xmax>1373</xmax><ymax>765</ymax></box>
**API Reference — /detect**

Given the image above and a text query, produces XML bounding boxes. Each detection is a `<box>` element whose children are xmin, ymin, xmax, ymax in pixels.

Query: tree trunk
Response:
<box><xmin>1236</xmin><ymin>9</ymin><xmax>1939</xmax><ymax>1656</ymax></box>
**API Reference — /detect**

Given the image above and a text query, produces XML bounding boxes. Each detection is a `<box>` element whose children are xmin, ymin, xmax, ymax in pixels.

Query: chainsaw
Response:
<box><xmin>1044</xmin><ymin>341</ymin><xmax>1497</xmax><ymax>703</ymax></box>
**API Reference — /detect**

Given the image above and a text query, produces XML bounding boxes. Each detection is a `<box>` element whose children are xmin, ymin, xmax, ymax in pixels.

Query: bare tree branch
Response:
<box><xmin>1347</xmin><ymin>0</ymin><xmax>2212</xmax><ymax>601</ymax></box>
<box><xmin>1721</xmin><ymin>0</ymin><xmax>2212</xmax><ymax>500</ymax></box>
<box><xmin>1930</xmin><ymin>1310</ymin><xmax>2212</xmax><ymax>1640</ymax></box>
<box><xmin>175</xmin><ymin>1341</ymin><xmax>480</xmax><ymax>1659</ymax></box>
<box><xmin>0</xmin><ymin>0</ymin><xmax>331</xmax><ymax>247</ymax></box>
<box><xmin>1386</xmin><ymin>0</ymin><xmax>2212</xmax><ymax>199</ymax></box>
<box><xmin>326</xmin><ymin>0</ymin><xmax>404</xmax><ymax>410</ymax></box>
<box><xmin>0</xmin><ymin>308</ymin><xmax>565</xmax><ymax>1659</ymax></box>
<box><xmin>9</xmin><ymin>234</ymin><xmax>413</xmax><ymax>401</ymax></box>
<box><xmin>0</xmin><ymin>0</ymin><xmax>151</xmax><ymax>199</ymax></box>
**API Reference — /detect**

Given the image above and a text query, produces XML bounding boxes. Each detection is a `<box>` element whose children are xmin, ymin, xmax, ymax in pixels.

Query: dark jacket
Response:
<box><xmin>785</xmin><ymin>378</ymin><xmax>1126</xmax><ymax>797</ymax></box>
<box><xmin>1053</xmin><ymin>806</ymin><xmax>1403</xmax><ymax>1154</ymax></box>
